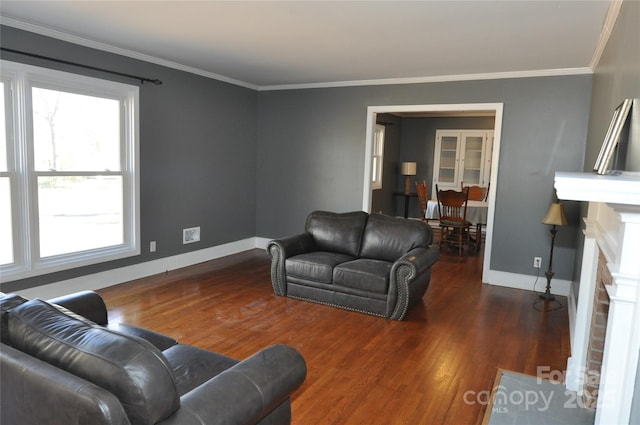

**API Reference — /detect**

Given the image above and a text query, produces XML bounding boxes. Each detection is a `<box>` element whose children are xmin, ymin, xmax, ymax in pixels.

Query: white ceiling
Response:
<box><xmin>0</xmin><ymin>1</ymin><xmax>614</xmax><ymax>90</ymax></box>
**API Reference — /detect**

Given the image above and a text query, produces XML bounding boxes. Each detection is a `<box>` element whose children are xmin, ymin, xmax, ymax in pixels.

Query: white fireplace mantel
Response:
<box><xmin>555</xmin><ymin>171</ymin><xmax>640</xmax><ymax>425</ymax></box>
<box><xmin>555</xmin><ymin>171</ymin><xmax>640</xmax><ymax>206</ymax></box>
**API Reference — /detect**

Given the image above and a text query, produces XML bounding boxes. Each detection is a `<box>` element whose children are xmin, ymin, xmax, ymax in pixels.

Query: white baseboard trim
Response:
<box><xmin>254</xmin><ymin>237</ymin><xmax>271</xmax><ymax>250</ymax></box>
<box><xmin>16</xmin><ymin>237</ymin><xmax>263</xmax><ymax>300</ymax></box>
<box><xmin>565</xmin><ymin>282</ymin><xmax>579</xmax><ymax>391</ymax></box>
<box><xmin>484</xmin><ymin>269</ymin><xmax>571</xmax><ymax>296</ymax></box>
<box><xmin>18</xmin><ymin>237</ymin><xmax>572</xmax><ymax>303</ymax></box>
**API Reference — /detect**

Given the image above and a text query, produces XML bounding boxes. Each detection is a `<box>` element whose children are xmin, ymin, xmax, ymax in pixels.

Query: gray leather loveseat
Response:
<box><xmin>0</xmin><ymin>291</ymin><xmax>306</xmax><ymax>425</ymax></box>
<box><xmin>267</xmin><ymin>211</ymin><xmax>440</xmax><ymax>320</ymax></box>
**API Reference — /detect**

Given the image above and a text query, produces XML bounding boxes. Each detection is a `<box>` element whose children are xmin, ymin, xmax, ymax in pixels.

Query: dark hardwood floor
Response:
<box><xmin>98</xmin><ymin>247</ymin><xmax>570</xmax><ymax>425</ymax></box>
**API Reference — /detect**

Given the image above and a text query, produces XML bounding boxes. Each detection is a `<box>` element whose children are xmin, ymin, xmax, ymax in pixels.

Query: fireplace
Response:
<box><xmin>555</xmin><ymin>171</ymin><xmax>640</xmax><ymax>425</ymax></box>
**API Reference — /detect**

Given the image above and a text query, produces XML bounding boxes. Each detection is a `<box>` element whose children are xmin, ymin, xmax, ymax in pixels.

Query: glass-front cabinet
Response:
<box><xmin>432</xmin><ymin>130</ymin><xmax>493</xmax><ymax>196</ymax></box>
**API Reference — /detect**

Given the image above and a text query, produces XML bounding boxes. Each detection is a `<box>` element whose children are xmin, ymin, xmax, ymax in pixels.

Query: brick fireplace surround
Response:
<box><xmin>555</xmin><ymin>172</ymin><xmax>640</xmax><ymax>425</ymax></box>
<box><xmin>583</xmin><ymin>250</ymin><xmax>611</xmax><ymax>408</ymax></box>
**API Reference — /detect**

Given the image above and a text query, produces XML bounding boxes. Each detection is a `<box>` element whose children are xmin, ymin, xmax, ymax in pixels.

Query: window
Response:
<box><xmin>1</xmin><ymin>60</ymin><xmax>139</xmax><ymax>282</ymax></box>
<box><xmin>371</xmin><ymin>124</ymin><xmax>385</xmax><ymax>190</ymax></box>
<box><xmin>0</xmin><ymin>80</ymin><xmax>11</xmax><ymax>266</ymax></box>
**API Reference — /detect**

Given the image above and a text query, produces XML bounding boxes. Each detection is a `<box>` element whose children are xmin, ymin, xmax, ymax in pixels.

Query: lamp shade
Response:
<box><xmin>401</xmin><ymin>162</ymin><xmax>417</xmax><ymax>176</ymax></box>
<box><xmin>542</xmin><ymin>203</ymin><xmax>568</xmax><ymax>226</ymax></box>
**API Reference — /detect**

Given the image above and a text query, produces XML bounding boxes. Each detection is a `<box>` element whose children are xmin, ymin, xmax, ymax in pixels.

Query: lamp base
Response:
<box><xmin>539</xmin><ymin>267</ymin><xmax>556</xmax><ymax>301</ymax></box>
<box><xmin>539</xmin><ymin>291</ymin><xmax>556</xmax><ymax>301</ymax></box>
<box><xmin>404</xmin><ymin>176</ymin><xmax>412</xmax><ymax>194</ymax></box>
<box><xmin>534</xmin><ymin>224</ymin><xmax>563</xmax><ymax>312</ymax></box>
<box><xmin>533</xmin><ymin>297</ymin><xmax>563</xmax><ymax>312</ymax></box>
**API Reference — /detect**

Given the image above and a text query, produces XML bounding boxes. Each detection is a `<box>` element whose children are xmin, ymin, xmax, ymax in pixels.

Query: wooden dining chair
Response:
<box><xmin>415</xmin><ymin>180</ymin><xmax>428</xmax><ymax>222</ymax></box>
<box><xmin>461</xmin><ymin>182</ymin><xmax>490</xmax><ymax>252</ymax></box>
<box><xmin>436</xmin><ymin>184</ymin><xmax>471</xmax><ymax>255</ymax></box>
<box><xmin>462</xmin><ymin>182</ymin><xmax>490</xmax><ymax>200</ymax></box>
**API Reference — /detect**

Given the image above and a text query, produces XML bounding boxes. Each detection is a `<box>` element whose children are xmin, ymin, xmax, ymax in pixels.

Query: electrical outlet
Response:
<box><xmin>533</xmin><ymin>257</ymin><xmax>542</xmax><ymax>268</ymax></box>
<box><xmin>150</xmin><ymin>241</ymin><xmax>156</xmax><ymax>252</ymax></box>
<box><xmin>183</xmin><ymin>227</ymin><xmax>200</xmax><ymax>244</ymax></box>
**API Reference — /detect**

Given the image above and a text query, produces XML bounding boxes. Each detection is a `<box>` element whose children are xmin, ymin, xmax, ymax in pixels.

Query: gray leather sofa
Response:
<box><xmin>0</xmin><ymin>291</ymin><xmax>306</xmax><ymax>425</ymax></box>
<box><xmin>267</xmin><ymin>211</ymin><xmax>440</xmax><ymax>320</ymax></box>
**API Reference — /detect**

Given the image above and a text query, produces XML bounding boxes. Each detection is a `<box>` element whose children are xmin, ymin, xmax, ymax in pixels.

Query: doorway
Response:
<box><xmin>362</xmin><ymin>103</ymin><xmax>504</xmax><ymax>283</ymax></box>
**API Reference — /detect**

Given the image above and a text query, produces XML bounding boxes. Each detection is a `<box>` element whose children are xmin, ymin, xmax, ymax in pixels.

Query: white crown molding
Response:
<box><xmin>258</xmin><ymin>68</ymin><xmax>592</xmax><ymax>91</ymax></box>
<box><xmin>589</xmin><ymin>0</ymin><xmax>623</xmax><ymax>71</ymax></box>
<box><xmin>0</xmin><ymin>16</ymin><xmax>259</xmax><ymax>90</ymax></box>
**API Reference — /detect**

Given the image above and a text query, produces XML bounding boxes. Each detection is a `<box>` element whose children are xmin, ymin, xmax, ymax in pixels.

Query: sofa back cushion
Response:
<box><xmin>305</xmin><ymin>211</ymin><xmax>368</xmax><ymax>257</ymax></box>
<box><xmin>360</xmin><ymin>213</ymin><xmax>432</xmax><ymax>262</ymax></box>
<box><xmin>7</xmin><ymin>299</ymin><xmax>180</xmax><ymax>425</ymax></box>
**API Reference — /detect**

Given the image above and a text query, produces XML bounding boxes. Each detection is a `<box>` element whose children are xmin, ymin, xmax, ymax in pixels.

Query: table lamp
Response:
<box><xmin>401</xmin><ymin>162</ymin><xmax>416</xmax><ymax>194</ymax></box>
<box><xmin>540</xmin><ymin>202</ymin><xmax>568</xmax><ymax>301</ymax></box>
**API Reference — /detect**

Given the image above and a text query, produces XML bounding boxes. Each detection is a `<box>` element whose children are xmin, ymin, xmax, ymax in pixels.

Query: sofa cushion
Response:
<box><xmin>305</xmin><ymin>210</ymin><xmax>368</xmax><ymax>257</ymax></box>
<box><xmin>7</xmin><ymin>299</ymin><xmax>180</xmax><ymax>425</ymax></box>
<box><xmin>286</xmin><ymin>252</ymin><xmax>355</xmax><ymax>284</ymax></box>
<box><xmin>333</xmin><ymin>259</ymin><xmax>392</xmax><ymax>294</ymax></box>
<box><xmin>360</xmin><ymin>213</ymin><xmax>432</xmax><ymax>262</ymax></box>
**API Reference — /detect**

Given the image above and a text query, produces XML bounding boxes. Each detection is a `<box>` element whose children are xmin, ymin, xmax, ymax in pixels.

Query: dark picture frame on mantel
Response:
<box><xmin>594</xmin><ymin>98</ymin><xmax>635</xmax><ymax>175</ymax></box>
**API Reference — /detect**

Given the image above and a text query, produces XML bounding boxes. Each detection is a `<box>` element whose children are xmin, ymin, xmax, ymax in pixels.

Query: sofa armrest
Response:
<box><xmin>267</xmin><ymin>233</ymin><xmax>315</xmax><ymax>296</ymax></box>
<box><xmin>395</xmin><ymin>246</ymin><xmax>440</xmax><ymax>277</ymax></box>
<box><xmin>389</xmin><ymin>247</ymin><xmax>440</xmax><ymax>320</ymax></box>
<box><xmin>48</xmin><ymin>290</ymin><xmax>108</xmax><ymax>325</ymax></box>
<box><xmin>158</xmin><ymin>344</ymin><xmax>307</xmax><ymax>425</ymax></box>
<box><xmin>268</xmin><ymin>233</ymin><xmax>315</xmax><ymax>259</ymax></box>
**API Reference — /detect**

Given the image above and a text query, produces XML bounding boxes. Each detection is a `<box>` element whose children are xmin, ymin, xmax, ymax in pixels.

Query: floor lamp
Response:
<box><xmin>539</xmin><ymin>202</ymin><xmax>568</xmax><ymax>302</ymax></box>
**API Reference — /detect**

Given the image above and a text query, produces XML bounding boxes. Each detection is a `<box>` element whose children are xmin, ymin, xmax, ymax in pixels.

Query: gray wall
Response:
<box><xmin>256</xmin><ymin>76</ymin><xmax>592</xmax><ymax>280</ymax></box>
<box><xmin>1</xmin><ymin>26</ymin><xmax>258</xmax><ymax>292</ymax></box>
<box><xmin>580</xmin><ymin>0</ymin><xmax>640</xmax><ymax>417</ymax></box>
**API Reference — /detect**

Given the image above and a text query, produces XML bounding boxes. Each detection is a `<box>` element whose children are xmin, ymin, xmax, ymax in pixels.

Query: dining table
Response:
<box><xmin>426</xmin><ymin>199</ymin><xmax>489</xmax><ymax>225</ymax></box>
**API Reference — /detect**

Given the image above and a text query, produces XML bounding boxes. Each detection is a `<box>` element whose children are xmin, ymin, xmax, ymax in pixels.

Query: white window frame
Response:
<box><xmin>371</xmin><ymin>124</ymin><xmax>385</xmax><ymax>190</ymax></box>
<box><xmin>1</xmin><ymin>60</ymin><xmax>140</xmax><ymax>282</ymax></box>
